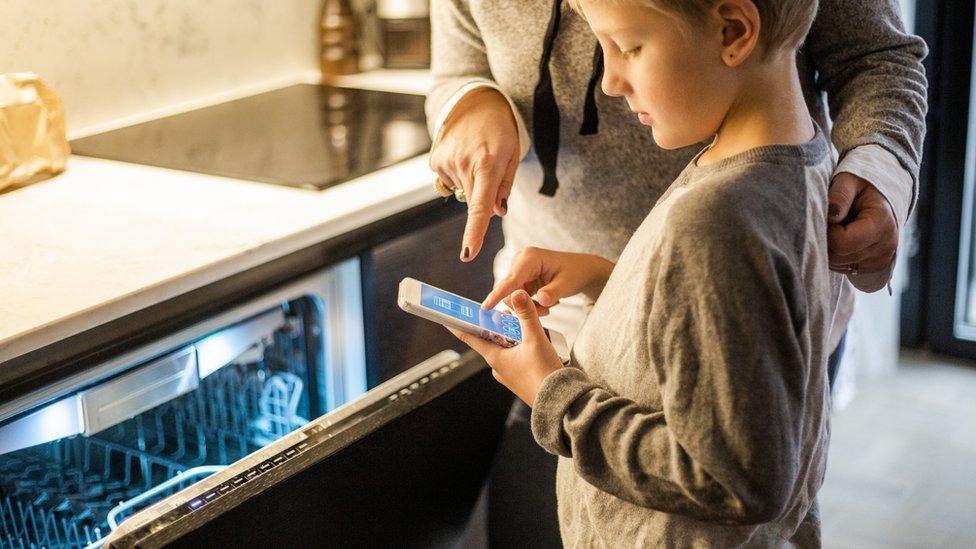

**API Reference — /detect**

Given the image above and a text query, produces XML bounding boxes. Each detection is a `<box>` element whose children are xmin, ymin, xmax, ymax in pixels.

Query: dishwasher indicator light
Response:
<box><xmin>188</xmin><ymin>499</ymin><xmax>205</xmax><ymax>510</ymax></box>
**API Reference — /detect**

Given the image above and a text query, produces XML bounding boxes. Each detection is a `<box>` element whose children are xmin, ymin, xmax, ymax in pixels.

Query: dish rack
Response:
<box><xmin>0</xmin><ymin>344</ymin><xmax>309</xmax><ymax>549</ymax></box>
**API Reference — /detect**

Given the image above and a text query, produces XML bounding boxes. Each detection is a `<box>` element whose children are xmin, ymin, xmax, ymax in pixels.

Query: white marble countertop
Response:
<box><xmin>0</xmin><ymin>70</ymin><xmax>436</xmax><ymax>364</ymax></box>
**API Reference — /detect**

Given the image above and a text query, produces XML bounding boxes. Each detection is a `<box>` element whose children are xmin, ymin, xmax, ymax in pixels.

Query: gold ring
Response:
<box><xmin>433</xmin><ymin>178</ymin><xmax>454</xmax><ymax>197</ymax></box>
<box><xmin>453</xmin><ymin>186</ymin><xmax>467</xmax><ymax>203</ymax></box>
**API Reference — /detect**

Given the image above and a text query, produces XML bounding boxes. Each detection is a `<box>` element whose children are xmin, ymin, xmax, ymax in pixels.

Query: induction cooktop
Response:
<box><xmin>70</xmin><ymin>84</ymin><xmax>431</xmax><ymax>191</ymax></box>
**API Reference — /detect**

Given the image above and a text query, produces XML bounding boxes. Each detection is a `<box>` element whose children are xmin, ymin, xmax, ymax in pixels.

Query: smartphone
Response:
<box><xmin>398</xmin><ymin>277</ymin><xmax>570</xmax><ymax>361</ymax></box>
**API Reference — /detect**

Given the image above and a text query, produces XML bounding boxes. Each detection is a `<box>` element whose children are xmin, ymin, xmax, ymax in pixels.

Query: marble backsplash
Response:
<box><xmin>0</xmin><ymin>0</ymin><xmax>321</xmax><ymax>136</ymax></box>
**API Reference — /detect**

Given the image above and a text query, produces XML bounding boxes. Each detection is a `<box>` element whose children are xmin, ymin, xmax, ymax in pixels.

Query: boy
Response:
<box><xmin>450</xmin><ymin>0</ymin><xmax>841</xmax><ymax>546</ymax></box>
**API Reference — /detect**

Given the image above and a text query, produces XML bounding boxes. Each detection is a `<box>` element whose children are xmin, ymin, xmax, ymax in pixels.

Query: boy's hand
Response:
<box><xmin>448</xmin><ymin>290</ymin><xmax>563</xmax><ymax>407</ymax></box>
<box><xmin>482</xmin><ymin>247</ymin><xmax>615</xmax><ymax>315</ymax></box>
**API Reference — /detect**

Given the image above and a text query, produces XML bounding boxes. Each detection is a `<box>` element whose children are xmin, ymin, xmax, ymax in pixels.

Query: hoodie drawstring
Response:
<box><xmin>533</xmin><ymin>0</ymin><xmax>604</xmax><ymax>197</ymax></box>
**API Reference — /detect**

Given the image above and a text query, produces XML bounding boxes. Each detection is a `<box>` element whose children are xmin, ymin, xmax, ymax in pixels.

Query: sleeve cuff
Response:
<box><xmin>530</xmin><ymin>366</ymin><xmax>599</xmax><ymax>458</ymax></box>
<box><xmin>835</xmin><ymin>144</ymin><xmax>914</xmax><ymax>230</ymax></box>
<box><xmin>431</xmin><ymin>81</ymin><xmax>532</xmax><ymax>161</ymax></box>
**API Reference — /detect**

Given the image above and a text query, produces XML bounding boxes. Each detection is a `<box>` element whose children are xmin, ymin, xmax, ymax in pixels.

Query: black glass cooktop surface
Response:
<box><xmin>70</xmin><ymin>84</ymin><xmax>431</xmax><ymax>191</ymax></box>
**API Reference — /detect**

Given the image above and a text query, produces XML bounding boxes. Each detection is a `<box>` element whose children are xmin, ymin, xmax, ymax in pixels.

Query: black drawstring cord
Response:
<box><xmin>580</xmin><ymin>42</ymin><xmax>604</xmax><ymax>136</ymax></box>
<box><xmin>532</xmin><ymin>0</ymin><xmax>563</xmax><ymax>197</ymax></box>
<box><xmin>533</xmin><ymin>3</ymin><xmax>603</xmax><ymax>197</ymax></box>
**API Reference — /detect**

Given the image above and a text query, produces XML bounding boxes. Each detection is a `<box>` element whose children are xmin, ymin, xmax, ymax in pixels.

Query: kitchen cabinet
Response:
<box><xmin>365</xmin><ymin>208</ymin><xmax>505</xmax><ymax>385</ymax></box>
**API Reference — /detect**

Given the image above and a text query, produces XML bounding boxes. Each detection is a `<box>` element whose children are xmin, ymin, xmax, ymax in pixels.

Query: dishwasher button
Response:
<box><xmin>232</xmin><ymin>475</ymin><xmax>247</xmax><ymax>486</ymax></box>
<box><xmin>272</xmin><ymin>454</ymin><xmax>286</xmax><ymax>465</ymax></box>
<box><xmin>244</xmin><ymin>468</ymin><xmax>260</xmax><ymax>480</ymax></box>
<box><xmin>188</xmin><ymin>498</ymin><xmax>205</xmax><ymax>511</ymax></box>
<box><xmin>203</xmin><ymin>491</ymin><xmax>219</xmax><ymax>502</ymax></box>
<box><xmin>258</xmin><ymin>461</ymin><xmax>274</xmax><ymax>472</ymax></box>
<box><xmin>297</xmin><ymin>442</ymin><xmax>309</xmax><ymax>451</ymax></box>
<box><xmin>284</xmin><ymin>448</ymin><xmax>297</xmax><ymax>458</ymax></box>
<box><xmin>217</xmin><ymin>483</ymin><xmax>233</xmax><ymax>494</ymax></box>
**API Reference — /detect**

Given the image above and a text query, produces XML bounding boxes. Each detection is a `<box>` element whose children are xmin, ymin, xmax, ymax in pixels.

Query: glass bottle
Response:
<box><xmin>320</xmin><ymin>0</ymin><xmax>360</xmax><ymax>80</ymax></box>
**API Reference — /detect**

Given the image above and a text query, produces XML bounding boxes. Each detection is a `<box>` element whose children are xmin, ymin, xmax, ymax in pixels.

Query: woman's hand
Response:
<box><xmin>429</xmin><ymin>87</ymin><xmax>521</xmax><ymax>263</ymax></box>
<box><xmin>827</xmin><ymin>173</ymin><xmax>899</xmax><ymax>277</ymax></box>
<box><xmin>449</xmin><ymin>290</ymin><xmax>563</xmax><ymax>407</ymax></box>
<box><xmin>482</xmin><ymin>247</ymin><xmax>615</xmax><ymax>316</ymax></box>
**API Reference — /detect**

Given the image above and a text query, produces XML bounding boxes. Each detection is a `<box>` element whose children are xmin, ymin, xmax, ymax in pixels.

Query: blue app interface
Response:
<box><xmin>420</xmin><ymin>284</ymin><xmax>522</xmax><ymax>341</ymax></box>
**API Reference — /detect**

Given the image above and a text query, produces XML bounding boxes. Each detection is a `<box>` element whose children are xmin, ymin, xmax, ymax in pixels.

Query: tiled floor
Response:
<box><xmin>820</xmin><ymin>351</ymin><xmax>976</xmax><ymax>548</ymax></box>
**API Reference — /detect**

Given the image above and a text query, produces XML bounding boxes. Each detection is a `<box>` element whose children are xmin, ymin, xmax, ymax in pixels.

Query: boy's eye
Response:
<box><xmin>621</xmin><ymin>46</ymin><xmax>642</xmax><ymax>59</ymax></box>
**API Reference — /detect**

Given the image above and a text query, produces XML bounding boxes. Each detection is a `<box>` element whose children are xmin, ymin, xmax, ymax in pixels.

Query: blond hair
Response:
<box><xmin>567</xmin><ymin>0</ymin><xmax>818</xmax><ymax>53</ymax></box>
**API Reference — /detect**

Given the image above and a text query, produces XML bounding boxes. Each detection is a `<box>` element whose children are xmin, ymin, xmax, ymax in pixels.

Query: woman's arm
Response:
<box><xmin>809</xmin><ymin>0</ymin><xmax>928</xmax><ymax>188</ymax></box>
<box><xmin>808</xmin><ymin>0</ymin><xmax>928</xmax><ymax>291</ymax></box>
<box><xmin>427</xmin><ymin>0</ymin><xmax>530</xmax><ymax>261</ymax></box>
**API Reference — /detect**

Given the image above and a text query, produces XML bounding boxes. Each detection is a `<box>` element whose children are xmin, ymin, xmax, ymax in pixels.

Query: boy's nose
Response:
<box><xmin>601</xmin><ymin>67</ymin><xmax>628</xmax><ymax>98</ymax></box>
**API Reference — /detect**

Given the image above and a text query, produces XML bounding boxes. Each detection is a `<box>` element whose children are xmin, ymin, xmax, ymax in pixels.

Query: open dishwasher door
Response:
<box><xmin>104</xmin><ymin>350</ymin><xmax>514</xmax><ymax>548</ymax></box>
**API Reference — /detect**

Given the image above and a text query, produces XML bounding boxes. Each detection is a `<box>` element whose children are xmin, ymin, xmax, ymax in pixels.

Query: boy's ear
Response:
<box><xmin>714</xmin><ymin>0</ymin><xmax>760</xmax><ymax>67</ymax></box>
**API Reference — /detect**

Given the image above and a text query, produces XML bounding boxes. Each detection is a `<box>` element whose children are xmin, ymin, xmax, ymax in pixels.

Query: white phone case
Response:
<box><xmin>398</xmin><ymin>278</ymin><xmax>570</xmax><ymax>364</ymax></box>
<box><xmin>398</xmin><ymin>278</ymin><xmax>519</xmax><ymax>347</ymax></box>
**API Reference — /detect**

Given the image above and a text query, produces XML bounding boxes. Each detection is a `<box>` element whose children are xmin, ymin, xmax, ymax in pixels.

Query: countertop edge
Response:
<box><xmin>0</xmin><ymin>154</ymin><xmax>437</xmax><ymax>365</ymax></box>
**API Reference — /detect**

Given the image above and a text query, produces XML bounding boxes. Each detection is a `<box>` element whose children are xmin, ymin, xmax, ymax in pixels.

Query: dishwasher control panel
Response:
<box><xmin>185</xmin><ymin>440</ymin><xmax>312</xmax><ymax>513</ymax></box>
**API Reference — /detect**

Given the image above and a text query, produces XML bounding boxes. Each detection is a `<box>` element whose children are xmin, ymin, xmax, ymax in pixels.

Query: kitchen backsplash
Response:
<box><xmin>0</xmin><ymin>0</ymin><xmax>320</xmax><ymax>136</ymax></box>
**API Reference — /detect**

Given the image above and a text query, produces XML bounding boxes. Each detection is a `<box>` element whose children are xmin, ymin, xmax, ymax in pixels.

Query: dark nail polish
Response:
<box><xmin>501</xmin><ymin>198</ymin><xmax>508</xmax><ymax>212</ymax></box>
<box><xmin>828</xmin><ymin>203</ymin><xmax>840</xmax><ymax>218</ymax></box>
<box><xmin>462</xmin><ymin>247</ymin><xmax>470</xmax><ymax>260</ymax></box>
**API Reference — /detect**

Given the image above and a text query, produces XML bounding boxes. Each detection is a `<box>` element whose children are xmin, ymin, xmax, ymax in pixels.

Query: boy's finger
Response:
<box><xmin>446</xmin><ymin>327</ymin><xmax>496</xmax><ymax>357</ymax></box>
<box><xmin>499</xmin><ymin>296</ymin><xmax>548</xmax><ymax>315</ymax></box>
<box><xmin>483</xmin><ymin>275</ymin><xmax>522</xmax><ymax>309</ymax></box>
<box><xmin>510</xmin><ymin>290</ymin><xmax>548</xmax><ymax>341</ymax></box>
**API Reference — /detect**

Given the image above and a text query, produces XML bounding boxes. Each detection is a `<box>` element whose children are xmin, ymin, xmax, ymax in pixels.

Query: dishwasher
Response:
<box><xmin>0</xmin><ymin>259</ymin><xmax>373</xmax><ymax>548</ymax></box>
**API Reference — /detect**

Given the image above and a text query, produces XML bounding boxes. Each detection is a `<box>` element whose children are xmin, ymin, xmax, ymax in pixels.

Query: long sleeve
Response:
<box><xmin>426</xmin><ymin>0</ymin><xmax>531</xmax><ymax>156</ymax></box>
<box><xmin>531</xmin><ymin>199</ymin><xmax>818</xmax><ymax>525</ymax></box>
<box><xmin>427</xmin><ymin>0</ymin><xmax>494</xmax><ymax>135</ymax></box>
<box><xmin>807</xmin><ymin>0</ymin><xmax>928</xmax><ymax>205</ymax></box>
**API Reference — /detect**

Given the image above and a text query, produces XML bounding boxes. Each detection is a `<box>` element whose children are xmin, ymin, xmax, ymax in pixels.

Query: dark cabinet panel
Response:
<box><xmin>365</xmin><ymin>207</ymin><xmax>505</xmax><ymax>385</ymax></box>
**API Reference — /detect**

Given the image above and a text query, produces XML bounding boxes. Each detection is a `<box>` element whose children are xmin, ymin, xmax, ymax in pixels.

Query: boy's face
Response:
<box><xmin>582</xmin><ymin>1</ymin><xmax>735</xmax><ymax>150</ymax></box>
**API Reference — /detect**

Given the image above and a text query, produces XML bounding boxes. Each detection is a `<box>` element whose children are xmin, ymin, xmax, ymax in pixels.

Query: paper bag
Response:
<box><xmin>0</xmin><ymin>72</ymin><xmax>70</xmax><ymax>193</ymax></box>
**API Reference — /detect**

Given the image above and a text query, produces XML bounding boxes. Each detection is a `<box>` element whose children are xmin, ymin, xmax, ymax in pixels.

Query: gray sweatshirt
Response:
<box><xmin>428</xmin><ymin>1</ymin><xmax>928</xmax><ymax>348</ymax></box>
<box><xmin>531</xmin><ymin>128</ymin><xmax>839</xmax><ymax>548</ymax></box>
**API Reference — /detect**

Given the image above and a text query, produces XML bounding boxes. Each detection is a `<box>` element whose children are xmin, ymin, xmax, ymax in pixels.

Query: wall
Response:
<box><xmin>0</xmin><ymin>0</ymin><xmax>320</xmax><ymax>136</ymax></box>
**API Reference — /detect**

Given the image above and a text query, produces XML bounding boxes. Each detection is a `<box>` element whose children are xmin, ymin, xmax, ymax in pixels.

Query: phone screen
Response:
<box><xmin>420</xmin><ymin>283</ymin><xmax>522</xmax><ymax>342</ymax></box>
